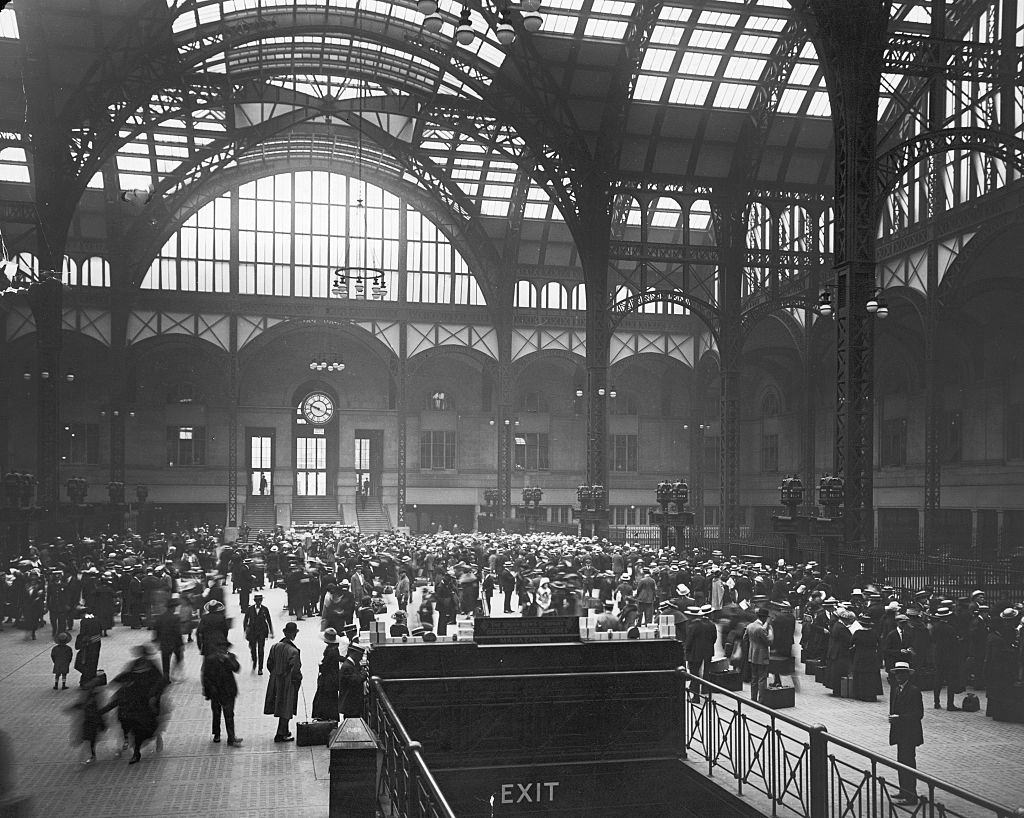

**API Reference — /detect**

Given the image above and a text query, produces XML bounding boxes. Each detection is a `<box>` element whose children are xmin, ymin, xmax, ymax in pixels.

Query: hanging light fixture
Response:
<box><xmin>417</xmin><ymin>0</ymin><xmax>437</xmax><ymax>12</ymax></box>
<box><xmin>495</xmin><ymin>9</ymin><xmax>516</xmax><ymax>44</ymax></box>
<box><xmin>423</xmin><ymin>11</ymin><xmax>444</xmax><ymax>32</ymax></box>
<box><xmin>456</xmin><ymin>7</ymin><xmax>475</xmax><ymax>44</ymax></box>
<box><xmin>817</xmin><ymin>290</ymin><xmax>833</xmax><ymax>318</ymax></box>
<box><xmin>330</xmin><ymin>77</ymin><xmax>389</xmax><ymax>302</ymax></box>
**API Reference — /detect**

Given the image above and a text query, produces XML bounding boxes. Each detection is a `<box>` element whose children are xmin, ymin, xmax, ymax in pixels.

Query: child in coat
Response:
<box><xmin>66</xmin><ymin>678</ymin><xmax>106</xmax><ymax>764</ymax></box>
<box><xmin>51</xmin><ymin>632</ymin><xmax>73</xmax><ymax>690</ymax></box>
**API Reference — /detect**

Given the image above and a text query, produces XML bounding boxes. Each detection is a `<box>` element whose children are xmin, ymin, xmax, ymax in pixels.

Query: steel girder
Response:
<box><xmin>885</xmin><ymin>32</ymin><xmax>1022</xmax><ymax>83</ymax></box>
<box><xmin>227</xmin><ymin>320</ymin><xmax>239</xmax><ymax>528</ymax></box>
<box><xmin>805</xmin><ymin>0</ymin><xmax>890</xmax><ymax>552</ymax></box>
<box><xmin>610</xmin><ymin>289</ymin><xmax>720</xmax><ymax>341</ymax></box>
<box><xmin>25</xmin><ymin>277</ymin><xmax>63</xmax><ymax>512</ymax></box>
<box><xmin>877</xmin><ymin>127</ymin><xmax>1024</xmax><ymax>196</ymax></box>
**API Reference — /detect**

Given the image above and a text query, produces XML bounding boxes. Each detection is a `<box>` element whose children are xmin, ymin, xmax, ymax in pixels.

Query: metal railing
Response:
<box><xmin>678</xmin><ymin>668</ymin><xmax>1023</xmax><ymax>818</ymax></box>
<box><xmin>368</xmin><ymin>678</ymin><xmax>457</xmax><ymax>818</ymax></box>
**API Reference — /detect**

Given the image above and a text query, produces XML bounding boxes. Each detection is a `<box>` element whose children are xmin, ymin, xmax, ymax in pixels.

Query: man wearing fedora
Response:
<box><xmin>338</xmin><ymin>643</ymin><xmax>367</xmax><ymax>719</ymax></box>
<box><xmin>243</xmin><ymin>593</ymin><xmax>274</xmax><ymax>674</ymax></box>
<box><xmin>685</xmin><ymin>605</ymin><xmax>718</xmax><ymax>702</ymax></box>
<box><xmin>264</xmin><ymin>621</ymin><xmax>302</xmax><ymax>742</ymax></box>
<box><xmin>202</xmin><ymin>640</ymin><xmax>243</xmax><ymax>746</ymax></box>
<box><xmin>888</xmin><ymin>661</ymin><xmax>924</xmax><ymax>806</ymax></box>
<box><xmin>930</xmin><ymin>606</ymin><xmax>962</xmax><ymax>711</ymax></box>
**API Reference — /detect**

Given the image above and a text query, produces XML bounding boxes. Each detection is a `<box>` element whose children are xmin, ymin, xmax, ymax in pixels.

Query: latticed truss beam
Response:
<box><xmin>610</xmin><ymin>239</ymin><xmax>830</xmax><ymax>270</ymax></box>
<box><xmin>884</xmin><ymin>33</ymin><xmax>1022</xmax><ymax>83</ymax></box>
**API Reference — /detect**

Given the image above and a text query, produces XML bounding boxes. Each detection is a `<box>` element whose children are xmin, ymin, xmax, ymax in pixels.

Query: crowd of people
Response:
<box><xmin>3</xmin><ymin>522</ymin><xmax>1024</xmax><ymax>774</ymax></box>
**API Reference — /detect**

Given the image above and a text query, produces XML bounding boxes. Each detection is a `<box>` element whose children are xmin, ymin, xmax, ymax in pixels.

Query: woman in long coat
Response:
<box><xmin>74</xmin><ymin>608</ymin><xmax>103</xmax><ymax>685</ymax></box>
<box><xmin>264</xmin><ymin>622</ymin><xmax>302</xmax><ymax>741</ymax></box>
<box><xmin>310</xmin><ymin>629</ymin><xmax>342</xmax><ymax>721</ymax></box>
<box><xmin>92</xmin><ymin>576</ymin><xmax>116</xmax><ymax>635</ymax></box>
<box><xmin>984</xmin><ymin>615</ymin><xmax>1019</xmax><ymax>722</ymax></box>
<box><xmin>826</xmin><ymin>610</ymin><xmax>855</xmax><ymax>694</ymax></box>
<box><xmin>850</xmin><ymin>614</ymin><xmax>884</xmax><ymax>701</ymax></box>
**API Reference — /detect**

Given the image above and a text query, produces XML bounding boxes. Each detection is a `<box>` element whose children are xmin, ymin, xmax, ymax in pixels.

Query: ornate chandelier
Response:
<box><xmin>416</xmin><ymin>0</ymin><xmax>543</xmax><ymax>46</ymax></box>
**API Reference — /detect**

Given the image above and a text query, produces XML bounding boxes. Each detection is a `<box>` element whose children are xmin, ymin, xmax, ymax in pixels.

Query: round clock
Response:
<box><xmin>302</xmin><ymin>392</ymin><xmax>335</xmax><ymax>425</ymax></box>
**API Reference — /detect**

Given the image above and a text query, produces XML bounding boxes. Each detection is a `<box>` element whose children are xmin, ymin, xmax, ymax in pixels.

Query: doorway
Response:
<box><xmin>247</xmin><ymin>430</ymin><xmax>274</xmax><ymax>496</ymax></box>
<box><xmin>354</xmin><ymin>430</ymin><xmax>384</xmax><ymax>504</ymax></box>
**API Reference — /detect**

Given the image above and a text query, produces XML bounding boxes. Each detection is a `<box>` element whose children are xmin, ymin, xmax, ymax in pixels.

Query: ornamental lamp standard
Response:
<box><xmin>778</xmin><ymin>475</ymin><xmax>804</xmax><ymax>518</ymax></box>
<box><xmin>66</xmin><ymin>476</ymin><xmax>87</xmax><ymax>506</ymax></box>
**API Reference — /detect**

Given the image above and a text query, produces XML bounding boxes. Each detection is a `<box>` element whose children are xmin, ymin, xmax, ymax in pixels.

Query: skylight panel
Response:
<box><xmin>651</xmin><ymin>200</ymin><xmax>682</xmax><ymax>228</ymax></box>
<box><xmin>633</xmin><ymin>74</ymin><xmax>667</xmax><ymax>101</ymax></box>
<box><xmin>723</xmin><ymin>57</ymin><xmax>766</xmax><ymax>81</ymax></box>
<box><xmin>806</xmin><ymin>91</ymin><xmax>831</xmax><ymax>117</ymax></box>
<box><xmin>690</xmin><ymin>200</ymin><xmax>712</xmax><ymax>231</ymax></box>
<box><xmin>659</xmin><ymin>6</ymin><xmax>690</xmax><ymax>23</ymax></box>
<box><xmin>584</xmin><ymin>18</ymin><xmax>628</xmax><ymax>38</ymax></box>
<box><xmin>642</xmin><ymin>48</ymin><xmax>676</xmax><ymax>72</ymax></box>
<box><xmin>650</xmin><ymin>25</ymin><xmax>684</xmax><ymax>46</ymax></box>
<box><xmin>481</xmin><ymin>199</ymin><xmax>510</xmax><ymax>217</ymax></box>
<box><xmin>592</xmin><ymin>0</ymin><xmax>634</xmax><ymax>15</ymax></box>
<box><xmin>777</xmin><ymin>88</ymin><xmax>806</xmax><ymax>114</ymax></box>
<box><xmin>669</xmin><ymin>79</ymin><xmax>711</xmax><ymax>106</ymax></box>
<box><xmin>679</xmin><ymin>51</ymin><xmax>721</xmax><ymax>76</ymax></box>
<box><xmin>0</xmin><ymin>7</ymin><xmax>20</xmax><ymax>38</ymax></box>
<box><xmin>789</xmin><ymin>62</ymin><xmax>818</xmax><ymax>86</ymax></box>
<box><xmin>544</xmin><ymin>12</ymin><xmax>580</xmax><ymax>34</ymax></box>
<box><xmin>689</xmin><ymin>29</ymin><xmax>732</xmax><ymax>50</ymax></box>
<box><xmin>799</xmin><ymin>42</ymin><xmax>818</xmax><ymax>60</ymax></box>
<box><xmin>699</xmin><ymin>11</ymin><xmax>739</xmax><ymax>27</ymax></box>
<box><xmin>715</xmin><ymin>83</ymin><xmax>756</xmax><ymax>108</ymax></box>
<box><xmin>87</xmin><ymin>172</ymin><xmax>104</xmax><ymax>190</ymax></box>
<box><xmin>736</xmin><ymin>34</ymin><xmax>777</xmax><ymax>54</ymax></box>
<box><xmin>747</xmin><ymin>15</ymin><xmax>787</xmax><ymax>33</ymax></box>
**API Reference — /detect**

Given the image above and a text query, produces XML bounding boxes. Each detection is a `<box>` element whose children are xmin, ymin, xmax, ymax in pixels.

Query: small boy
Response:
<box><xmin>51</xmin><ymin>632</ymin><xmax>72</xmax><ymax>690</ymax></box>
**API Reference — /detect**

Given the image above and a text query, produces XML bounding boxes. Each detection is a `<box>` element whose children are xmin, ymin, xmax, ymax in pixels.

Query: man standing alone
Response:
<box><xmin>243</xmin><ymin>594</ymin><xmax>273</xmax><ymax>674</ymax></box>
<box><xmin>264</xmin><ymin>621</ymin><xmax>302</xmax><ymax>742</ymax></box>
<box><xmin>743</xmin><ymin>607</ymin><xmax>771</xmax><ymax>703</ymax></box>
<box><xmin>888</xmin><ymin>661</ymin><xmax>924</xmax><ymax>806</ymax></box>
<box><xmin>635</xmin><ymin>570</ymin><xmax>657</xmax><ymax>626</ymax></box>
<box><xmin>152</xmin><ymin>598</ymin><xmax>184</xmax><ymax>682</ymax></box>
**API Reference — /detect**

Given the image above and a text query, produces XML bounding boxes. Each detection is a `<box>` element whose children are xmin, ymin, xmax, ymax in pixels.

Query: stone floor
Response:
<box><xmin>1</xmin><ymin>587</ymin><xmax>1022</xmax><ymax>817</ymax></box>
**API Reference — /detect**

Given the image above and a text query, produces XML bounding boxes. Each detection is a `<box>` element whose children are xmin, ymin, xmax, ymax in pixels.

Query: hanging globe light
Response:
<box><xmin>495</xmin><ymin>9</ymin><xmax>515</xmax><ymax>45</ymax></box>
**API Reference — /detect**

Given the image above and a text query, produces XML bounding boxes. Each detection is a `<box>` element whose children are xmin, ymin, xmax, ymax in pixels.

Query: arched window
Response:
<box><xmin>689</xmin><ymin>199</ymin><xmax>712</xmax><ymax>232</ymax></box>
<box><xmin>0</xmin><ymin>147</ymin><xmax>29</xmax><ymax>183</ymax></box>
<box><xmin>514</xmin><ymin>280</ymin><xmax>537</xmax><ymax>308</ymax></box>
<box><xmin>539</xmin><ymin>281</ymin><xmax>567</xmax><ymax>310</ymax></box>
<box><xmin>760</xmin><ymin>390</ymin><xmax>780</xmax><ymax>473</ymax></box>
<box><xmin>761</xmin><ymin>391</ymin><xmax>780</xmax><ymax>417</ymax></box>
<box><xmin>425</xmin><ymin>390</ymin><xmax>453</xmax><ymax>411</ymax></box>
<box><xmin>79</xmin><ymin>257</ymin><xmax>111</xmax><ymax>287</ymax></box>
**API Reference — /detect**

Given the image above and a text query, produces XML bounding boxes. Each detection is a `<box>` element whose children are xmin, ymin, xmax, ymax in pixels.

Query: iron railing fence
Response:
<box><xmin>368</xmin><ymin>679</ymin><xmax>457</xmax><ymax>818</ymax></box>
<box><xmin>678</xmin><ymin>668</ymin><xmax>1023</xmax><ymax>818</ymax></box>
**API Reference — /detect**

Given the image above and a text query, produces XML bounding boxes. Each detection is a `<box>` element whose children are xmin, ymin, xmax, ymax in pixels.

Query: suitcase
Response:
<box><xmin>760</xmin><ymin>685</ymin><xmax>795</xmax><ymax>710</ymax></box>
<box><xmin>814</xmin><ymin>663</ymin><xmax>829</xmax><ymax>684</ymax></box>
<box><xmin>961</xmin><ymin>693</ymin><xmax>980</xmax><ymax>712</ymax></box>
<box><xmin>804</xmin><ymin>659</ymin><xmax>820</xmax><ymax>675</ymax></box>
<box><xmin>93</xmin><ymin>670</ymin><xmax>107</xmax><ymax>687</ymax></box>
<box><xmin>840</xmin><ymin>675</ymin><xmax>855</xmax><ymax>699</ymax></box>
<box><xmin>709</xmin><ymin>669</ymin><xmax>743</xmax><ymax>692</ymax></box>
<box><xmin>296</xmin><ymin>720</ymin><xmax>338</xmax><ymax>747</ymax></box>
<box><xmin>710</xmin><ymin>658</ymin><xmax>731</xmax><ymax>673</ymax></box>
<box><xmin>768</xmin><ymin>656</ymin><xmax>795</xmax><ymax>676</ymax></box>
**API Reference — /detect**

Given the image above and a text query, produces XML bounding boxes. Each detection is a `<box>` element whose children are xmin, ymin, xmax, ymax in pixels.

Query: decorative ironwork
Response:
<box><xmin>368</xmin><ymin>680</ymin><xmax>457</xmax><ymax>818</ymax></box>
<box><xmin>5</xmin><ymin>473</ymin><xmax>36</xmax><ymax>509</ymax></box>
<box><xmin>65</xmin><ymin>477</ymin><xmax>86</xmax><ymax>506</ymax></box>
<box><xmin>107</xmin><ymin>481</ymin><xmax>125</xmax><ymax>505</ymax></box>
<box><xmin>679</xmin><ymin>668</ymin><xmax>1019</xmax><ymax>818</ymax></box>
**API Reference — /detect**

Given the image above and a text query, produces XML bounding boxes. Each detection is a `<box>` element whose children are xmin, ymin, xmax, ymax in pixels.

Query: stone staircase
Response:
<box><xmin>242</xmin><ymin>498</ymin><xmax>276</xmax><ymax>540</ymax></box>
<box><xmin>291</xmin><ymin>497</ymin><xmax>343</xmax><ymax>526</ymax></box>
<box><xmin>356</xmin><ymin>497</ymin><xmax>391</xmax><ymax>534</ymax></box>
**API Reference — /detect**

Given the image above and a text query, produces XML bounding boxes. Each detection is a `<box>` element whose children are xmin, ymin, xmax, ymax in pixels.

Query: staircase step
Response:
<box><xmin>356</xmin><ymin>498</ymin><xmax>390</xmax><ymax>534</ymax></box>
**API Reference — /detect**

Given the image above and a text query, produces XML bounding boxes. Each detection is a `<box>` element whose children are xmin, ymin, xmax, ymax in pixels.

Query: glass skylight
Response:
<box><xmin>0</xmin><ymin>146</ymin><xmax>30</xmax><ymax>184</ymax></box>
<box><xmin>0</xmin><ymin>6</ymin><xmax>18</xmax><ymax>39</ymax></box>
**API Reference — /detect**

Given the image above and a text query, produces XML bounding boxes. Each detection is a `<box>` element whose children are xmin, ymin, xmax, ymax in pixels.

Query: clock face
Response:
<box><xmin>302</xmin><ymin>392</ymin><xmax>335</xmax><ymax>425</ymax></box>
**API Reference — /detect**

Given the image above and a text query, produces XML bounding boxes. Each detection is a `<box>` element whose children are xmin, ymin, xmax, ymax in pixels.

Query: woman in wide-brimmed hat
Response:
<box><xmin>850</xmin><ymin>613</ymin><xmax>883</xmax><ymax>701</ymax></box>
<box><xmin>310</xmin><ymin>628</ymin><xmax>342</xmax><ymax>722</ymax></box>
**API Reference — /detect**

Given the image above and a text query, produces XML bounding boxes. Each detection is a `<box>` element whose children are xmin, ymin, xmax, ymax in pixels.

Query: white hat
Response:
<box><xmin>620</xmin><ymin>573</ymin><xmax>631</xmax><ymax>581</ymax></box>
<box><xmin>676</xmin><ymin>584</ymin><xmax>690</xmax><ymax>596</ymax></box>
<box><xmin>892</xmin><ymin>661</ymin><xmax>912</xmax><ymax>672</ymax></box>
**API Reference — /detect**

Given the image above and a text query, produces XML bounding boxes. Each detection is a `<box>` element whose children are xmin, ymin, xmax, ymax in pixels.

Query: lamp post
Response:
<box><xmin>518</xmin><ymin>486</ymin><xmax>544</xmax><ymax>532</ymax></box>
<box><xmin>574</xmin><ymin>484</ymin><xmax>607</xmax><ymax>538</ymax></box>
<box><xmin>649</xmin><ymin>479</ymin><xmax>694</xmax><ymax>556</ymax></box>
<box><xmin>489</xmin><ymin>414</ymin><xmax>519</xmax><ymax>524</ymax></box>
<box><xmin>770</xmin><ymin>474</ymin><xmax>844</xmax><ymax>566</ymax></box>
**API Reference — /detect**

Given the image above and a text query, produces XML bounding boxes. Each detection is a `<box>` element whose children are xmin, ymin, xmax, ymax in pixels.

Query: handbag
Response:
<box><xmin>961</xmin><ymin>692</ymin><xmax>980</xmax><ymax>712</ymax></box>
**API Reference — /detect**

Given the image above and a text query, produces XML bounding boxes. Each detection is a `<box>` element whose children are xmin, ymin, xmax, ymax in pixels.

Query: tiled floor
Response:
<box><xmin>2</xmin><ymin>588</ymin><xmax>1022</xmax><ymax>817</ymax></box>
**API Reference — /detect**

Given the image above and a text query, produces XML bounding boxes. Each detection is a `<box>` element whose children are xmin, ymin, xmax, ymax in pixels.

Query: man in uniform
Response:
<box><xmin>243</xmin><ymin>593</ymin><xmax>274</xmax><ymax>674</ymax></box>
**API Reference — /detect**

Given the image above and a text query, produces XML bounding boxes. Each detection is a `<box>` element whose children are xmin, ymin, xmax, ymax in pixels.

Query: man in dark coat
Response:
<box><xmin>243</xmin><ymin>593</ymin><xmax>274</xmax><ymax>674</ymax></box>
<box><xmin>882</xmin><ymin>614</ymin><xmax>916</xmax><ymax>671</ymax></box>
<box><xmin>685</xmin><ymin>605</ymin><xmax>718</xmax><ymax>701</ymax></box>
<box><xmin>338</xmin><ymin>643</ymin><xmax>367</xmax><ymax>718</ymax></box>
<box><xmin>264</xmin><ymin>621</ymin><xmax>302</xmax><ymax>742</ymax></box>
<box><xmin>152</xmin><ymin>598</ymin><xmax>184</xmax><ymax>681</ymax></box>
<box><xmin>498</xmin><ymin>566</ymin><xmax>516</xmax><ymax>613</ymax></box>
<box><xmin>888</xmin><ymin>661</ymin><xmax>924</xmax><ymax>805</ymax></box>
<box><xmin>201</xmin><ymin>642</ymin><xmax>242</xmax><ymax>745</ymax></box>
<box><xmin>929</xmin><ymin>607</ymin><xmax>962</xmax><ymax>710</ymax></box>
<box><xmin>103</xmin><ymin>645</ymin><xmax>167</xmax><ymax>764</ymax></box>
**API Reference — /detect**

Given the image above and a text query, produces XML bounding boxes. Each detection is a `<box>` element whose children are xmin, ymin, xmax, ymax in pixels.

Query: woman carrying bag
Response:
<box><xmin>310</xmin><ymin>628</ymin><xmax>342</xmax><ymax>722</ymax></box>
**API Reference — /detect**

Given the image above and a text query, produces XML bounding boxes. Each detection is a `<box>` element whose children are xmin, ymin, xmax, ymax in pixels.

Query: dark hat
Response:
<box><xmin>346</xmin><ymin>644</ymin><xmax>366</xmax><ymax>661</ymax></box>
<box><xmin>322</xmin><ymin>628</ymin><xmax>340</xmax><ymax>644</ymax></box>
<box><xmin>342</xmin><ymin>624</ymin><xmax>358</xmax><ymax>639</ymax></box>
<box><xmin>857</xmin><ymin>614</ymin><xmax>874</xmax><ymax>625</ymax></box>
<box><xmin>283</xmin><ymin>621</ymin><xmax>299</xmax><ymax>635</ymax></box>
<box><xmin>132</xmin><ymin>643</ymin><xmax>154</xmax><ymax>657</ymax></box>
<box><xmin>422</xmin><ymin>631</ymin><xmax>437</xmax><ymax>642</ymax></box>
<box><xmin>254</xmin><ymin>594</ymin><xmax>263</xmax><ymax>601</ymax></box>
<box><xmin>56</xmin><ymin>631</ymin><xmax>71</xmax><ymax>644</ymax></box>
